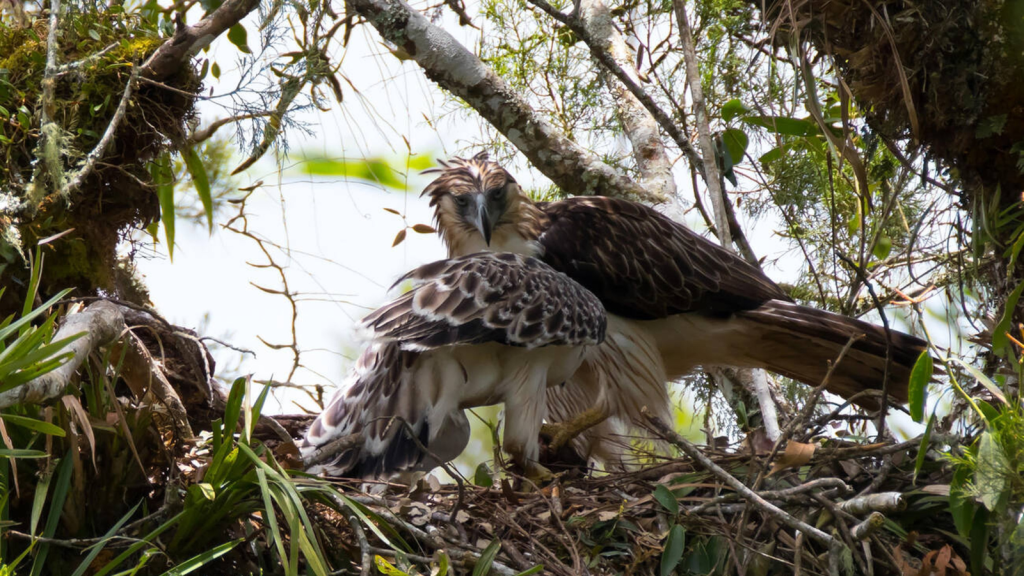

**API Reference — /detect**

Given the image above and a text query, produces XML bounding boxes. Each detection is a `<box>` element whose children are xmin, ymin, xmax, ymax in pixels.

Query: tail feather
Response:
<box><xmin>735</xmin><ymin>300</ymin><xmax>929</xmax><ymax>406</ymax></box>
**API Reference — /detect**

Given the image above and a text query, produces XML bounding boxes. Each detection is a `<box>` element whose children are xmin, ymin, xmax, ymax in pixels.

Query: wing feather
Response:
<box><xmin>362</xmin><ymin>252</ymin><xmax>606</xmax><ymax>350</ymax></box>
<box><xmin>537</xmin><ymin>197</ymin><xmax>788</xmax><ymax>319</ymax></box>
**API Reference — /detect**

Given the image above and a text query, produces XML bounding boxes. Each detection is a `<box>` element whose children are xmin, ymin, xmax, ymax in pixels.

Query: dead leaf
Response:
<box><xmin>392</xmin><ymin>228</ymin><xmax>407</xmax><ymax>247</ymax></box>
<box><xmin>920</xmin><ymin>484</ymin><xmax>951</xmax><ymax>496</ymax></box>
<box><xmin>412</xmin><ymin>223</ymin><xmax>436</xmax><ymax>234</ymax></box>
<box><xmin>769</xmin><ymin>441</ymin><xmax>816</xmax><ymax>476</ymax></box>
<box><xmin>0</xmin><ymin>419</ymin><xmax>18</xmax><ymax>497</ymax></box>
<box><xmin>63</xmin><ymin>395</ymin><xmax>97</xmax><ymax>473</ymax></box>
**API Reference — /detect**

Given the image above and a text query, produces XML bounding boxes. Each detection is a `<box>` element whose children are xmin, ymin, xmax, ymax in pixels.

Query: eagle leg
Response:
<box><xmin>540</xmin><ymin>405</ymin><xmax>609</xmax><ymax>451</ymax></box>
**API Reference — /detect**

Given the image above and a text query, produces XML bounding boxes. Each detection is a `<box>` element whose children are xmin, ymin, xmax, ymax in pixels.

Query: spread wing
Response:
<box><xmin>302</xmin><ymin>252</ymin><xmax>607</xmax><ymax>478</ymax></box>
<box><xmin>536</xmin><ymin>197</ymin><xmax>788</xmax><ymax>320</ymax></box>
<box><xmin>361</xmin><ymin>252</ymin><xmax>607</xmax><ymax>349</ymax></box>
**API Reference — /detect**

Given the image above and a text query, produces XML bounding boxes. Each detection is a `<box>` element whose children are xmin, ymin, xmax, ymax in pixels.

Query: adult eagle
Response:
<box><xmin>301</xmin><ymin>252</ymin><xmax>606</xmax><ymax>478</ymax></box>
<box><xmin>422</xmin><ymin>152</ymin><xmax>929</xmax><ymax>454</ymax></box>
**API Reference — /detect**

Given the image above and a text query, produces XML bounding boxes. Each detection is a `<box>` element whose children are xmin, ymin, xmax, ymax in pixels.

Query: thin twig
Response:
<box><xmin>643</xmin><ymin>412</ymin><xmax>837</xmax><ymax>548</ymax></box>
<box><xmin>61</xmin><ymin>67</ymin><xmax>140</xmax><ymax>195</ymax></box>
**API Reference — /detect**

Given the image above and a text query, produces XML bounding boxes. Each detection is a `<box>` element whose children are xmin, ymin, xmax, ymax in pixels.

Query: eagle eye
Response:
<box><xmin>488</xmin><ymin>186</ymin><xmax>505</xmax><ymax>200</ymax></box>
<box><xmin>452</xmin><ymin>194</ymin><xmax>469</xmax><ymax>207</ymax></box>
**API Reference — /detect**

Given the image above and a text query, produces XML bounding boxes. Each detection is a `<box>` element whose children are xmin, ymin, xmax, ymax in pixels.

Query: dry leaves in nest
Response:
<box><xmin>769</xmin><ymin>441</ymin><xmax>816</xmax><ymax>476</ymax></box>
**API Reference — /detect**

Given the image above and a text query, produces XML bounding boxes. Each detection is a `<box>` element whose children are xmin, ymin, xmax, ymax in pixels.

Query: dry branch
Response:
<box><xmin>0</xmin><ymin>301</ymin><xmax>123</xmax><ymax>409</ymax></box>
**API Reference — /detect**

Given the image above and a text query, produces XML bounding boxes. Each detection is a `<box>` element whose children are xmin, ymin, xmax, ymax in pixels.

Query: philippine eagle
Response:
<box><xmin>420</xmin><ymin>152</ymin><xmax>930</xmax><ymax>461</ymax></box>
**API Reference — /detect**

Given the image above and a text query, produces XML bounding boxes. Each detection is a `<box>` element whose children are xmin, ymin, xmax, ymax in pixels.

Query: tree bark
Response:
<box><xmin>578</xmin><ymin>0</ymin><xmax>677</xmax><ymax>204</ymax></box>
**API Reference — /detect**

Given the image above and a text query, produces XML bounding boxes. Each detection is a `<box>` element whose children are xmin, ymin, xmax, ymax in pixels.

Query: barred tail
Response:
<box><xmin>735</xmin><ymin>299</ymin><xmax>930</xmax><ymax>407</ymax></box>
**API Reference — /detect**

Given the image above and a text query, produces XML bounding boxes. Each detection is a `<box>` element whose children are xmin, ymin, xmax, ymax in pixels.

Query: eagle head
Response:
<box><xmin>421</xmin><ymin>151</ymin><xmax>527</xmax><ymax>254</ymax></box>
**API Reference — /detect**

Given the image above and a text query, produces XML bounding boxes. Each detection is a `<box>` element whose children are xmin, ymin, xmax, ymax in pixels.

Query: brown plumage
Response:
<box><xmin>301</xmin><ymin>252</ymin><xmax>606</xmax><ymax>478</ymax></box>
<box><xmin>423</xmin><ymin>153</ymin><xmax>929</xmax><ymax>448</ymax></box>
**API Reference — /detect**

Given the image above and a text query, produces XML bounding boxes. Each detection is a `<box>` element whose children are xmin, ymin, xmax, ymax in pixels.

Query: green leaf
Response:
<box><xmin>92</xmin><ymin>512</ymin><xmax>184</xmax><ymax>576</ymax></box>
<box><xmin>88</xmin><ymin>29</ymin><xmax>101</xmax><ymax>41</ymax></box>
<box><xmin>158</xmin><ymin>538</ymin><xmax>243</xmax><ymax>575</ymax></box>
<box><xmin>182</xmin><ymin>146</ymin><xmax>214</xmax><ymax>232</ymax></box>
<box><xmin>976</xmin><ymin>431</ymin><xmax>1011</xmax><ymax>512</ymax></box>
<box><xmin>436</xmin><ymin>551</ymin><xmax>450</xmax><ymax>576</ymax></box>
<box><xmin>969</xmin><ymin>507</ymin><xmax>989</xmax><ymax>576</ymax></box>
<box><xmin>0</xmin><ymin>449</ymin><xmax>48</xmax><ymax>458</ymax></box>
<box><xmin>758</xmin><ymin>145</ymin><xmax>787</xmax><ymax>166</ymax></box>
<box><xmin>70</xmin><ymin>501</ymin><xmax>143</xmax><ymax>576</ymax></box>
<box><xmin>227</xmin><ymin>24</ymin><xmax>251</xmax><ymax>54</ymax></box>
<box><xmin>0</xmin><ymin>414</ymin><xmax>65</xmax><ymax>437</ymax></box>
<box><xmin>222</xmin><ymin>377</ymin><xmax>247</xmax><ymax>439</ymax></box>
<box><xmin>211</xmin><ymin>62</ymin><xmax>221</xmax><ymax>79</ymax></box>
<box><xmin>150</xmin><ymin>153</ymin><xmax>175</xmax><ymax>261</ymax></box>
<box><xmin>907</xmin><ymin>350</ymin><xmax>933</xmax><ymax>423</ymax></box>
<box><xmin>721</xmin><ymin>99</ymin><xmax>749</xmax><ymax>122</ymax></box>
<box><xmin>948</xmin><ymin>358</ymin><xmax>1008</xmax><ymax>407</ymax></box>
<box><xmin>992</xmin><ymin>281</ymin><xmax>1024</xmax><ymax>359</ymax></box>
<box><xmin>513</xmin><ymin>567</ymin><xmax>543</xmax><ymax>576</ymax></box>
<box><xmin>744</xmin><ymin>115</ymin><xmax>818</xmax><ymax>137</ymax></box>
<box><xmin>472</xmin><ymin>539</ymin><xmax>501</xmax><ymax>576</ymax></box>
<box><xmin>872</xmin><ymin>235</ymin><xmax>892</xmax><ymax>260</ymax></box>
<box><xmin>30</xmin><ymin>456</ymin><xmax>74</xmax><ymax>576</ymax></box>
<box><xmin>660</xmin><ymin>524</ymin><xmax>685</xmax><ymax>576</ymax></box>
<box><xmin>653</xmin><ymin>484</ymin><xmax>679</xmax><ymax>515</ymax></box>
<box><xmin>913</xmin><ymin>413</ymin><xmax>935</xmax><ymax>484</ymax></box>
<box><xmin>473</xmin><ymin>462</ymin><xmax>493</xmax><ymax>487</ymax></box>
<box><xmin>199</xmin><ymin>0</ymin><xmax>224</xmax><ymax>12</ymax></box>
<box><xmin>975</xmin><ymin>114</ymin><xmax>1007</xmax><ymax>139</ymax></box>
<box><xmin>722</xmin><ymin>128</ymin><xmax>748</xmax><ymax>165</ymax></box>
<box><xmin>374</xmin><ymin>556</ymin><xmax>410</xmax><ymax>576</ymax></box>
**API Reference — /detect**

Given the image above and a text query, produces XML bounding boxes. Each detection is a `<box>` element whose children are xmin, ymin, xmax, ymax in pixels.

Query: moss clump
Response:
<box><xmin>757</xmin><ymin>0</ymin><xmax>1024</xmax><ymax>197</ymax></box>
<box><xmin>0</xmin><ymin>7</ymin><xmax>200</xmax><ymax>313</ymax></box>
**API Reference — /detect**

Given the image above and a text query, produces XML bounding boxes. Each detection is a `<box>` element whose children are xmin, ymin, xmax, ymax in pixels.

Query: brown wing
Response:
<box><xmin>361</xmin><ymin>252</ymin><xmax>606</xmax><ymax>349</ymax></box>
<box><xmin>536</xmin><ymin>197</ymin><xmax>788</xmax><ymax>320</ymax></box>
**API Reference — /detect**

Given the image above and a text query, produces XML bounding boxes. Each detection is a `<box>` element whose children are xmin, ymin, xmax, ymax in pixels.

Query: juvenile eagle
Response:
<box><xmin>301</xmin><ymin>252</ymin><xmax>606</xmax><ymax>478</ymax></box>
<box><xmin>422</xmin><ymin>152</ymin><xmax>929</xmax><ymax>457</ymax></box>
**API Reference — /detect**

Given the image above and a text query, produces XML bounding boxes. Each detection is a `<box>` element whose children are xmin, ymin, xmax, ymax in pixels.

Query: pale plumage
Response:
<box><xmin>423</xmin><ymin>152</ymin><xmax>929</xmax><ymax>466</ymax></box>
<box><xmin>301</xmin><ymin>252</ymin><xmax>605</xmax><ymax>477</ymax></box>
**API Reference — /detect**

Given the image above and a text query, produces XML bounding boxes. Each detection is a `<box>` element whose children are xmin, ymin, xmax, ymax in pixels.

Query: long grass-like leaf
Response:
<box><xmin>0</xmin><ymin>290</ymin><xmax>72</xmax><ymax>343</ymax></box>
<box><xmin>0</xmin><ymin>450</ymin><xmax>48</xmax><ymax>458</ymax></box>
<box><xmin>69</xmin><ymin>500</ymin><xmax>143</xmax><ymax>576</ymax></box>
<box><xmin>92</xmin><ymin>512</ymin><xmax>185</xmax><ymax>576</ymax></box>
<box><xmin>30</xmin><ymin>456</ymin><xmax>74</xmax><ymax>576</ymax></box>
<box><xmin>157</xmin><ymin>538</ymin><xmax>243</xmax><ymax>575</ymax></box>
<box><xmin>182</xmin><ymin>145</ymin><xmax>214</xmax><ymax>232</ymax></box>
<box><xmin>0</xmin><ymin>414</ymin><xmax>66</xmax><ymax>437</ymax></box>
<box><xmin>472</xmin><ymin>539</ymin><xmax>501</xmax><ymax>576</ymax></box>
<box><xmin>255</xmin><ymin>468</ymin><xmax>289</xmax><ymax>571</ymax></box>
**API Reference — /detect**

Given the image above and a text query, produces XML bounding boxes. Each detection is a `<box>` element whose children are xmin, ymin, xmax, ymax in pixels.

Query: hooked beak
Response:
<box><xmin>470</xmin><ymin>195</ymin><xmax>493</xmax><ymax>245</ymax></box>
